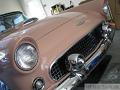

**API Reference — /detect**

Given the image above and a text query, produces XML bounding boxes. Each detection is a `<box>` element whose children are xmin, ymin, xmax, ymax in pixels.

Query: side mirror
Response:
<box><xmin>14</xmin><ymin>22</ymin><xmax>24</xmax><ymax>30</ymax></box>
<box><xmin>14</xmin><ymin>18</ymin><xmax>38</xmax><ymax>30</ymax></box>
<box><xmin>24</xmin><ymin>17</ymin><xmax>38</xmax><ymax>25</ymax></box>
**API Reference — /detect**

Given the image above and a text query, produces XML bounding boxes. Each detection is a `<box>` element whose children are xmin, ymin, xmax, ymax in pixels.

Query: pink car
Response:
<box><xmin>0</xmin><ymin>0</ymin><xmax>115</xmax><ymax>90</ymax></box>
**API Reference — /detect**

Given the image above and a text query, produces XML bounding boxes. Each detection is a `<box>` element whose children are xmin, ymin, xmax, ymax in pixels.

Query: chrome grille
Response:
<box><xmin>50</xmin><ymin>23</ymin><xmax>103</xmax><ymax>81</ymax></box>
<box><xmin>70</xmin><ymin>32</ymin><xmax>101</xmax><ymax>57</ymax></box>
<box><xmin>50</xmin><ymin>57</ymin><xmax>70</xmax><ymax>80</ymax></box>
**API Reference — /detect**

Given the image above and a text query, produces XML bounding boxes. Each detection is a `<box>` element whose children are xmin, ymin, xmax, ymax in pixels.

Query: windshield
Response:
<box><xmin>0</xmin><ymin>12</ymin><xmax>27</xmax><ymax>33</ymax></box>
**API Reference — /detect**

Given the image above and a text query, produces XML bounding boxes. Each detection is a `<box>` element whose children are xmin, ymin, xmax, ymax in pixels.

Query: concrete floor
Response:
<box><xmin>74</xmin><ymin>30</ymin><xmax>120</xmax><ymax>90</ymax></box>
<box><xmin>106</xmin><ymin>30</ymin><xmax>120</xmax><ymax>64</ymax></box>
<box><xmin>100</xmin><ymin>30</ymin><xmax>120</xmax><ymax>83</ymax></box>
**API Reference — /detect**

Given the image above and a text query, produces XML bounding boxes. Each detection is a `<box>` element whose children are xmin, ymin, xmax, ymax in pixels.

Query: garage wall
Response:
<box><xmin>41</xmin><ymin>0</ymin><xmax>86</xmax><ymax>16</ymax></box>
<box><xmin>0</xmin><ymin>0</ymin><xmax>86</xmax><ymax>17</ymax></box>
<box><xmin>0</xmin><ymin>0</ymin><xmax>23</xmax><ymax>15</ymax></box>
<box><xmin>18</xmin><ymin>0</ymin><xmax>47</xmax><ymax>20</ymax></box>
<box><xmin>72</xmin><ymin>0</ymin><xmax>86</xmax><ymax>6</ymax></box>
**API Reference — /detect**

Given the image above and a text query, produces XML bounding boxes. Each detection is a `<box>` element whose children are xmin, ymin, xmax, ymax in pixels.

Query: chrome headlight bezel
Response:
<box><xmin>14</xmin><ymin>43</ymin><xmax>38</xmax><ymax>71</ymax></box>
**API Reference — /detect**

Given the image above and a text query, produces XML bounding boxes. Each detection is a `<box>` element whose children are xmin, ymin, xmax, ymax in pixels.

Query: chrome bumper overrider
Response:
<box><xmin>55</xmin><ymin>37</ymin><xmax>112</xmax><ymax>90</ymax></box>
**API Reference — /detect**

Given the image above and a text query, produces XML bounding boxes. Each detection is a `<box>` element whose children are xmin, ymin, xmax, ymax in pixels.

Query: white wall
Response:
<box><xmin>72</xmin><ymin>0</ymin><xmax>86</xmax><ymax>6</ymax></box>
<box><xmin>0</xmin><ymin>0</ymin><xmax>85</xmax><ymax>18</ymax></box>
<box><xmin>0</xmin><ymin>0</ymin><xmax>23</xmax><ymax>15</ymax></box>
<box><xmin>41</xmin><ymin>0</ymin><xmax>86</xmax><ymax>16</ymax></box>
<box><xmin>19</xmin><ymin>0</ymin><xmax>47</xmax><ymax>20</ymax></box>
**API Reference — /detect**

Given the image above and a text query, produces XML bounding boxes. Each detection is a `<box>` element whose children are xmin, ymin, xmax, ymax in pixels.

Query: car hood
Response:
<box><xmin>0</xmin><ymin>12</ymin><xmax>82</xmax><ymax>41</ymax></box>
<box><xmin>0</xmin><ymin>11</ymin><xmax>104</xmax><ymax>54</ymax></box>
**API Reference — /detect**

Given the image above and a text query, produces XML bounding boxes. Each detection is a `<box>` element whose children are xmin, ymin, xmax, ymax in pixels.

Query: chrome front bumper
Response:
<box><xmin>55</xmin><ymin>38</ymin><xmax>112</xmax><ymax>90</ymax></box>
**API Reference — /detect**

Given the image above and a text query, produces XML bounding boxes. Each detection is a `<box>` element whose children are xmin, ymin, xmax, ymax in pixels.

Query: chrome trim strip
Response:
<box><xmin>85</xmin><ymin>44</ymin><xmax>105</xmax><ymax>68</ymax></box>
<box><xmin>55</xmin><ymin>76</ymin><xmax>78</xmax><ymax>90</ymax></box>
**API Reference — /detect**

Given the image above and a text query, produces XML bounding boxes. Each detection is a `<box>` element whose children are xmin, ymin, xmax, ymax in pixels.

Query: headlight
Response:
<box><xmin>15</xmin><ymin>43</ymin><xmax>38</xmax><ymax>71</ymax></box>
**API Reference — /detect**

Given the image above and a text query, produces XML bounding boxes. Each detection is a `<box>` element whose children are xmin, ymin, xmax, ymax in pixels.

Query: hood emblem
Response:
<box><xmin>76</xmin><ymin>16</ymin><xmax>86</xmax><ymax>26</ymax></box>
